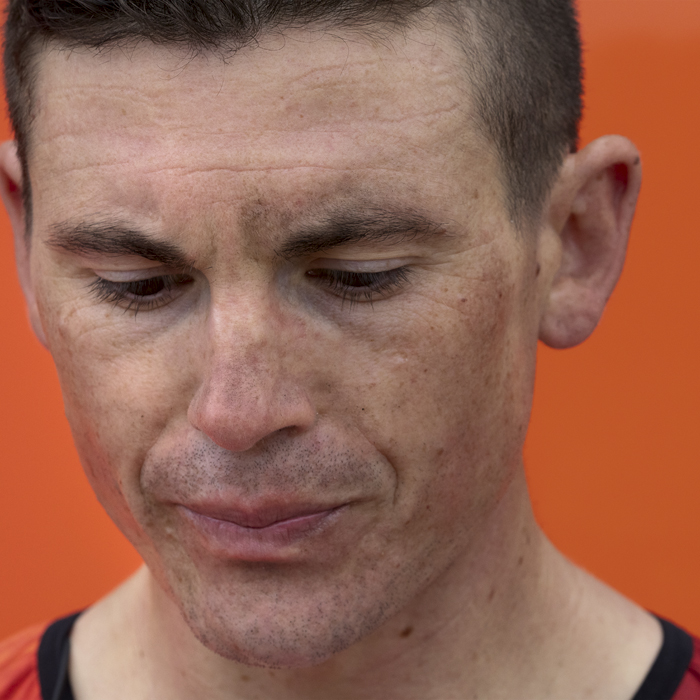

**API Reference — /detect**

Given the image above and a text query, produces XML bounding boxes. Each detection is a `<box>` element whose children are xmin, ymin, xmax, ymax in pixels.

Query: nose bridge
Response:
<box><xmin>210</xmin><ymin>290</ymin><xmax>277</xmax><ymax>370</ymax></box>
<box><xmin>188</xmin><ymin>290</ymin><xmax>315</xmax><ymax>452</ymax></box>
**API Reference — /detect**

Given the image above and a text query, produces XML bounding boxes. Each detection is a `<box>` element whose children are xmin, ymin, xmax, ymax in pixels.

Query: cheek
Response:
<box><xmin>37</xmin><ymin>291</ymin><xmax>203</xmax><ymax>537</ymax></box>
<box><xmin>330</xmin><ymin>256</ymin><xmax>536</xmax><ymax>521</ymax></box>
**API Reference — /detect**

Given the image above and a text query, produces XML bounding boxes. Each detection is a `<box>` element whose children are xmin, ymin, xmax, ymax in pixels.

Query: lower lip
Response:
<box><xmin>179</xmin><ymin>506</ymin><xmax>344</xmax><ymax>562</ymax></box>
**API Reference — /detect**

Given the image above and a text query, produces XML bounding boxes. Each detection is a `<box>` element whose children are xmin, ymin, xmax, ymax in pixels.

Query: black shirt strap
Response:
<box><xmin>37</xmin><ymin>612</ymin><xmax>80</xmax><ymax>700</ymax></box>
<box><xmin>631</xmin><ymin>616</ymin><xmax>694</xmax><ymax>700</ymax></box>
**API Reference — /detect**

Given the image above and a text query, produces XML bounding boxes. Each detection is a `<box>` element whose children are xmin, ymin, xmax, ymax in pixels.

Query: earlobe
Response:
<box><xmin>0</xmin><ymin>140</ymin><xmax>47</xmax><ymax>348</ymax></box>
<box><xmin>539</xmin><ymin>135</ymin><xmax>642</xmax><ymax>349</ymax></box>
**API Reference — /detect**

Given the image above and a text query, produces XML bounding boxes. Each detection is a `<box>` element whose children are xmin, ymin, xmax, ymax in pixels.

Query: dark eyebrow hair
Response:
<box><xmin>47</xmin><ymin>221</ymin><xmax>193</xmax><ymax>268</ymax></box>
<box><xmin>47</xmin><ymin>210</ymin><xmax>446</xmax><ymax>265</ymax></box>
<box><xmin>277</xmin><ymin>208</ymin><xmax>447</xmax><ymax>259</ymax></box>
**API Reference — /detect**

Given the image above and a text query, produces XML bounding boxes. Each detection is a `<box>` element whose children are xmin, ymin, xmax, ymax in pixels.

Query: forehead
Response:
<box><xmin>29</xmin><ymin>27</ymin><xmax>499</xmax><ymax>240</ymax></box>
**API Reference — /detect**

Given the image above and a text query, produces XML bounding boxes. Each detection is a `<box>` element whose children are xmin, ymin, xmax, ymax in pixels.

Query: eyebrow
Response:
<box><xmin>277</xmin><ymin>208</ymin><xmax>447</xmax><ymax>259</ymax></box>
<box><xmin>47</xmin><ymin>221</ymin><xmax>193</xmax><ymax>268</ymax></box>
<box><xmin>47</xmin><ymin>208</ymin><xmax>447</xmax><ymax>265</ymax></box>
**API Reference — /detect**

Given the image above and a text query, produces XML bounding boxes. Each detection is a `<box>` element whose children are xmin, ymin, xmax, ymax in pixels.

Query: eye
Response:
<box><xmin>89</xmin><ymin>273</ymin><xmax>194</xmax><ymax>313</ymax></box>
<box><xmin>306</xmin><ymin>267</ymin><xmax>410</xmax><ymax>306</ymax></box>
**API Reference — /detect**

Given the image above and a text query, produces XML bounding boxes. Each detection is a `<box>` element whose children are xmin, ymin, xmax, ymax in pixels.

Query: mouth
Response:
<box><xmin>178</xmin><ymin>501</ymin><xmax>348</xmax><ymax>562</ymax></box>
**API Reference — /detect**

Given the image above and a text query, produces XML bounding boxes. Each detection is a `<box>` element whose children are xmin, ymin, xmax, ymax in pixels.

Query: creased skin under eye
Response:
<box><xmin>89</xmin><ymin>273</ymin><xmax>194</xmax><ymax>314</ymax></box>
<box><xmin>306</xmin><ymin>267</ymin><xmax>411</xmax><ymax>307</ymax></box>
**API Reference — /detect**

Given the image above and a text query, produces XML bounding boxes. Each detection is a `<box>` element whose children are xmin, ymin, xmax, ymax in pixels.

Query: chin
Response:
<box><xmin>195</xmin><ymin>628</ymin><xmax>358</xmax><ymax>669</ymax></box>
<box><xmin>160</xmin><ymin>559</ymin><xmax>409</xmax><ymax>669</ymax></box>
<box><xmin>181</xmin><ymin>595</ymin><xmax>386</xmax><ymax>669</ymax></box>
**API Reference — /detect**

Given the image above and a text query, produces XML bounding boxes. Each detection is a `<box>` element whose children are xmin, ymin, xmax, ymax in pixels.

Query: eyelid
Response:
<box><xmin>89</xmin><ymin>272</ymin><xmax>194</xmax><ymax>314</ymax></box>
<box><xmin>92</xmin><ymin>266</ymin><xmax>179</xmax><ymax>282</ymax></box>
<box><xmin>308</xmin><ymin>257</ymin><xmax>416</xmax><ymax>272</ymax></box>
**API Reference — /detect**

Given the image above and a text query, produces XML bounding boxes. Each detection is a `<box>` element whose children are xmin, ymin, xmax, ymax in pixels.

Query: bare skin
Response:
<box><xmin>2</xmin><ymin>20</ymin><xmax>656</xmax><ymax>700</ymax></box>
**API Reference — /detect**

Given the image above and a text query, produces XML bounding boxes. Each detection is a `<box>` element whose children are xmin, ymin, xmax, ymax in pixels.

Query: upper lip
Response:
<box><xmin>180</xmin><ymin>500</ymin><xmax>345</xmax><ymax>529</ymax></box>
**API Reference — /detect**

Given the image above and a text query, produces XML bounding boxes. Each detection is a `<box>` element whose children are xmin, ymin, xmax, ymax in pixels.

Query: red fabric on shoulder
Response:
<box><xmin>673</xmin><ymin>635</ymin><xmax>700</xmax><ymax>699</ymax></box>
<box><xmin>0</xmin><ymin>624</ymin><xmax>44</xmax><ymax>700</ymax></box>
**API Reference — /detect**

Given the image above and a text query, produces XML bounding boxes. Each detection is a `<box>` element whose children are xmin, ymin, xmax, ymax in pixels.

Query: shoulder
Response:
<box><xmin>0</xmin><ymin>623</ymin><xmax>45</xmax><ymax>700</ymax></box>
<box><xmin>674</xmin><ymin>634</ymin><xmax>700</xmax><ymax>700</ymax></box>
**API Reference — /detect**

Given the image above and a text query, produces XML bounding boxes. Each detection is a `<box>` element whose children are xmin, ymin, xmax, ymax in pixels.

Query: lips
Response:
<box><xmin>185</xmin><ymin>502</ymin><xmax>342</xmax><ymax>528</ymax></box>
<box><xmin>177</xmin><ymin>499</ymin><xmax>347</xmax><ymax>561</ymax></box>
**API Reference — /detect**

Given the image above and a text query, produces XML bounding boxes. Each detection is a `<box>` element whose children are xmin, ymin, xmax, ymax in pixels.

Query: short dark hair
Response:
<box><xmin>3</xmin><ymin>0</ymin><xmax>582</xmax><ymax>229</ymax></box>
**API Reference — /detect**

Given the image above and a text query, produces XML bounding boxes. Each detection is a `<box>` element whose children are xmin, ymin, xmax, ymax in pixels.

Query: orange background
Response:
<box><xmin>1</xmin><ymin>0</ymin><xmax>699</xmax><ymax>640</ymax></box>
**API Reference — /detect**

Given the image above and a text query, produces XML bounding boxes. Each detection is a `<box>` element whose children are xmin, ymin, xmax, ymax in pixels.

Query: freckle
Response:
<box><xmin>400</xmin><ymin>626</ymin><xmax>413</xmax><ymax>638</ymax></box>
<box><xmin>437</xmin><ymin>448</ymin><xmax>444</xmax><ymax>456</ymax></box>
<box><xmin>241</xmin><ymin>675</ymin><xmax>250</xmax><ymax>682</ymax></box>
<box><xmin>460</xmin><ymin>298</ymin><xmax>467</xmax><ymax>302</ymax></box>
<box><xmin>121</xmin><ymin>108</ymin><xmax>126</xmax><ymax>116</ymax></box>
<box><xmin>424</xmin><ymin>368</ymin><xmax>428</xmax><ymax>373</ymax></box>
<box><xmin>517</xmin><ymin>556</ymin><xmax>524</xmax><ymax>566</ymax></box>
<box><xmin>473</xmin><ymin>189</ymin><xmax>479</xmax><ymax>199</ymax></box>
<box><xmin>488</xmin><ymin>587</ymin><xmax>496</xmax><ymax>602</ymax></box>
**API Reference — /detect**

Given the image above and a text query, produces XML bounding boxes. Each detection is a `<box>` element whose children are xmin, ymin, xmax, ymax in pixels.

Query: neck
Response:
<box><xmin>70</xmin><ymin>469</ymin><xmax>661</xmax><ymax>700</ymax></box>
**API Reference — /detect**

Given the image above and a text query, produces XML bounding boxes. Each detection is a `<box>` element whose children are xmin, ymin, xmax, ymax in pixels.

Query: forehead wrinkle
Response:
<box><xmin>141</xmin><ymin>164</ymin><xmax>419</xmax><ymax>178</ymax></box>
<box><xmin>31</xmin><ymin>46</ymin><xmax>475</xmax><ymax>195</ymax></box>
<box><xmin>30</xmin><ymin>26</ymin><xmax>501</xmax><ymax>254</ymax></box>
<box><xmin>37</xmin><ymin>93</ymin><xmax>462</xmax><ymax>141</ymax></box>
<box><xmin>38</xmin><ymin>162</ymin><xmax>426</xmax><ymax>191</ymax></box>
<box><xmin>33</xmin><ymin>112</ymin><xmax>465</xmax><ymax>180</ymax></box>
<box><xmin>34</xmin><ymin>32</ymin><xmax>468</xmax><ymax>132</ymax></box>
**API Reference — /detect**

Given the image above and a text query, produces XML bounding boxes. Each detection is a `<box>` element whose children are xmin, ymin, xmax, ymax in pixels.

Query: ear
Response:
<box><xmin>0</xmin><ymin>140</ymin><xmax>47</xmax><ymax>347</ymax></box>
<box><xmin>539</xmin><ymin>135</ymin><xmax>642</xmax><ymax>349</ymax></box>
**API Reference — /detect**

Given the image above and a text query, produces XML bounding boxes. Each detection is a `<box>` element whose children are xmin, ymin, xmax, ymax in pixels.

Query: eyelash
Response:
<box><xmin>89</xmin><ymin>274</ymin><xmax>194</xmax><ymax>313</ymax></box>
<box><xmin>306</xmin><ymin>267</ymin><xmax>411</xmax><ymax>306</ymax></box>
<box><xmin>89</xmin><ymin>267</ymin><xmax>410</xmax><ymax>313</ymax></box>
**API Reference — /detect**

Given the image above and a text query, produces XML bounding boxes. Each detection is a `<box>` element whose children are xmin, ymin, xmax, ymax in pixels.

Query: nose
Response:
<box><xmin>187</xmin><ymin>293</ymin><xmax>317</xmax><ymax>453</ymax></box>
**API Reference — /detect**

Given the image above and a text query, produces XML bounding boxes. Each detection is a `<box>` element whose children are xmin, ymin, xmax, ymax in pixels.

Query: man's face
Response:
<box><xmin>24</xmin><ymin>27</ymin><xmax>549</xmax><ymax>666</ymax></box>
